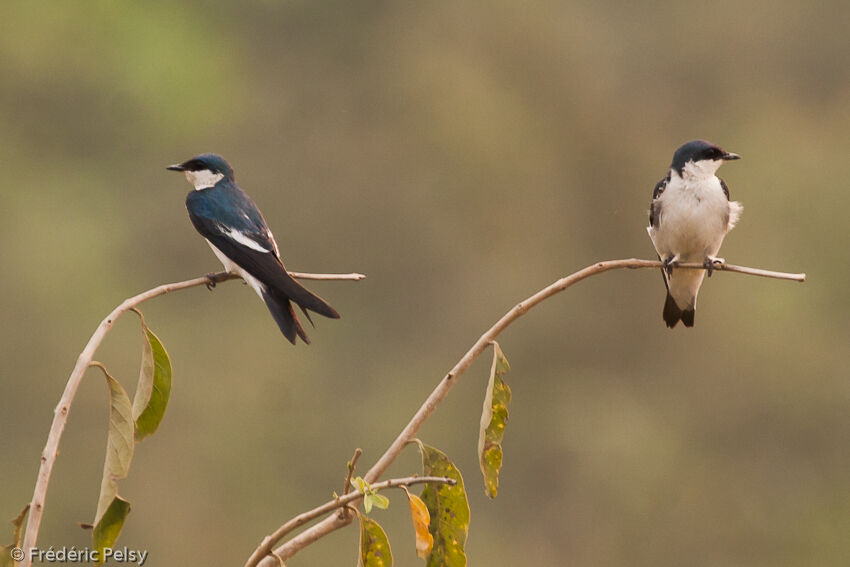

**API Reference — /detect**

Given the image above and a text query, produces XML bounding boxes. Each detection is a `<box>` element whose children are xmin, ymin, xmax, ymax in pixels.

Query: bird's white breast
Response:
<box><xmin>650</xmin><ymin>173</ymin><xmax>732</xmax><ymax>262</ymax></box>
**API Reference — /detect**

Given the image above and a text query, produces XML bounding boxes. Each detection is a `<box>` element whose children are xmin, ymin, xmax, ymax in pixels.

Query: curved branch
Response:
<box><xmin>244</xmin><ymin>475</ymin><xmax>456</xmax><ymax>567</ymax></box>
<box><xmin>256</xmin><ymin>258</ymin><xmax>805</xmax><ymax>565</ymax></box>
<box><xmin>21</xmin><ymin>269</ymin><xmax>364</xmax><ymax>567</ymax></box>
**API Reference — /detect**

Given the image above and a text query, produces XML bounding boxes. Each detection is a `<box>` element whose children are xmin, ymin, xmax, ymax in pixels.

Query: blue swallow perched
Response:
<box><xmin>168</xmin><ymin>153</ymin><xmax>340</xmax><ymax>344</ymax></box>
<box><xmin>647</xmin><ymin>140</ymin><xmax>743</xmax><ymax>328</ymax></box>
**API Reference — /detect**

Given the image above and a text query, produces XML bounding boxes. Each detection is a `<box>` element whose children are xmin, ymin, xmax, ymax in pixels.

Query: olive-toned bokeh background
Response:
<box><xmin>2</xmin><ymin>2</ymin><xmax>848</xmax><ymax>565</ymax></box>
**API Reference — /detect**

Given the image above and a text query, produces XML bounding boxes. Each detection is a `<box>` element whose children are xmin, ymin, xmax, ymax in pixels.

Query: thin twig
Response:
<box><xmin>20</xmin><ymin>269</ymin><xmax>364</xmax><ymax>567</ymax></box>
<box><xmin>342</xmin><ymin>448</ymin><xmax>363</xmax><ymax>496</ymax></box>
<box><xmin>338</xmin><ymin>448</ymin><xmax>363</xmax><ymax>521</ymax></box>
<box><xmin>290</xmin><ymin>271</ymin><xmax>367</xmax><ymax>281</ymax></box>
<box><xmin>255</xmin><ymin>257</ymin><xmax>804</xmax><ymax>565</ymax></box>
<box><xmin>244</xmin><ymin>476</ymin><xmax>455</xmax><ymax>567</ymax></box>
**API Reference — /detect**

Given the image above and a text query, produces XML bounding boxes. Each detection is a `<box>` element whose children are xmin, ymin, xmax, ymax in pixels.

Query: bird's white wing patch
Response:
<box><xmin>222</xmin><ymin>226</ymin><xmax>272</xmax><ymax>253</ymax></box>
<box><xmin>266</xmin><ymin>229</ymin><xmax>281</xmax><ymax>258</ymax></box>
<box><xmin>646</xmin><ymin>225</ymin><xmax>659</xmax><ymax>252</ymax></box>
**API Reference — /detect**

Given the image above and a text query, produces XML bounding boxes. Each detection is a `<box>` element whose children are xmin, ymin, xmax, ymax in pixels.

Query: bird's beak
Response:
<box><xmin>721</xmin><ymin>152</ymin><xmax>741</xmax><ymax>161</ymax></box>
<box><xmin>166</xmin><ymin>163</ymin><xmax>186</xmax><ymax>171</ymax></box>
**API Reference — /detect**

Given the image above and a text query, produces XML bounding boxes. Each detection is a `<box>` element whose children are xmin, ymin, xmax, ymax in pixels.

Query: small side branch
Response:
<box><xmin>342</xmin><ymin>448</ymin><xmax>363</xmax><ymax>496</ymax></box>
<box><xmin>244</xmin><ymin>476</ymin><xmax>455</xmax><ymax>567</ymax></box>
<box><xmin>289</xmin><ymin>271</ymin><xmax>367</xmax><ymax>281</ymax></box>
<box><xmin>21</xmin><ymin>269</ymin><xmax>363</xmax><ymax>567</ymax></box>
<box><xmin>256</xmin><ymin>257</ymin><xmax>804</xmax><ymax>565</ymax></box>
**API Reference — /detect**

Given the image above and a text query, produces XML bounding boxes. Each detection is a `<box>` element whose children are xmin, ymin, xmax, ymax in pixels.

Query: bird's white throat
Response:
<box><xmin>186</xmin><ymin>169</ymin><xmax>225</xmax><ymax>190</ymax></box>
<box><xmin>681</xmin><ymin>159</ymin><xmax>723</xmax><ymax>180</ymax></box>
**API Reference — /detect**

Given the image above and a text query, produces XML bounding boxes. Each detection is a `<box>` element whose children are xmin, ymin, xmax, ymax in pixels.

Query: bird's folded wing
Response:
<box><xmin>189</xmin><ymin>210</ymin><xmax>339</xmax><ymax>319</ymax></box>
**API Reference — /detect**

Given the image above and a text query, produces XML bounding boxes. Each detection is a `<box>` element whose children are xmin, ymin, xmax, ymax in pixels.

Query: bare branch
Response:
<box><xmin>289</xmin><ymin>271</ymin><xmax>367</xmax><ymax>281</ymax></box>
<box><xmin>244</xmin><ymin>476</ymin><xmax>456</xmax><ymax>567</ymax></box>
<box><xmin>256</xmin><ymin>258</ymin><xmax>804</xmax><ymax>565</ymax></box>
<box><xmin>21</xmin><ymin>269</ymin><xmax>363</xmax><ymax>567</ymax></box>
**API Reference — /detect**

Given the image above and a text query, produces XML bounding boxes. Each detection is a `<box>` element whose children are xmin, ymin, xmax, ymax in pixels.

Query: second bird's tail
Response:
<box><xmin>663</xmin><ymin>291</ymin><xmax>695</xmax><ymax>328</ymax></box>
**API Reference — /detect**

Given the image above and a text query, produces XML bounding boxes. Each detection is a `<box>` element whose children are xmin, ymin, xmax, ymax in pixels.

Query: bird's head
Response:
<box><xmin>167</xmin><ymin>153</ymin><xmax>235</xmax><ymax>190</ymax></box>
<box><xmin>670</xmin><ymin>140</ymin><xmax>740</xmax><ymax>179</ymax></box>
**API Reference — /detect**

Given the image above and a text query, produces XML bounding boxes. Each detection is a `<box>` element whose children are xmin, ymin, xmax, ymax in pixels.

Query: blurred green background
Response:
<box><xmin>2</xmin><ymin>2</ymin><xmax>848</xmax><ymax>565</ymax></box>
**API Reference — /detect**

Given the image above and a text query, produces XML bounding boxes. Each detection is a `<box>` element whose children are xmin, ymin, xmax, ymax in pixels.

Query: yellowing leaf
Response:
<box><xmin>414</xmin><ymin>441</ymin><xmax>470</xmax><ymax>567</ymax></box>
<box><xmin>132</xmin><ymin>311</ymin><xmax>172</xmax><ymax>441</ymax></box>
<box><xmin>357</xmin><ymin>513</ymin><xmax>393</xmax><ymax>567</ymax></box>
<box><xmin>478</xmin><ymin>341</ymin><xmax>511</xmax><ymax>498</ymax></box>
<box><xmin>404</xmin><ymin>489</ymin><xmax>434</xmax><ymax>559</ymax></box>
<box><xmin>93</xmin><ymin>365</ymin><xmax>134</xmax><ymax>523</ymax></box>
<box><xmin>9</xmin><ymin>505</ymin><xmax>28</xmax><ymax>547</ymax></box>
<box><xmin>0</xmin><ymin>505</ymin><xmax>29</xmax><ymax>567</ymax></box>
<box><xmin>90</xmin><ymin>364</ymin><xmax>134</xmax><ymax>564</ymax></box>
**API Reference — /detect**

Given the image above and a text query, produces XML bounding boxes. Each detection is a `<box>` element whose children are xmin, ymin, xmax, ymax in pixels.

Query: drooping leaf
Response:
<box><xmin>0</xmin><ymin>505</ymin><xmax>29</xmax><ymax>567</ymax></box>
<box><xmin>403</xmin><ymin>487</ymin><xmax>434</xmax><ymax>559</ymax></box>
<box><xmin>90</xmin><ymin>364</ymin><xmax>134</xmax><ymax>563</ymax></box>
<box><xmin>414</xmin><ymin>441</ymin><xmax>470</xmax><ymax>567</ymax></box>
<box><xmin>131</xmin><ymin>310</ymin><xmax>172</xmax><ymax>441</ymax></box>
<box><xmin>92</xmin><ymin>496</ymin><xmax>131</xmax><ymax>565</ymax></box>
<box><xmin>357</xmin><ymin>512</ymin><xmax>393</xmax><ymax>567</ymax></box>
<box><xmin>478</xmin><ymin>342</ymin><xmax>512</xmax><ymax>498</ymax></box>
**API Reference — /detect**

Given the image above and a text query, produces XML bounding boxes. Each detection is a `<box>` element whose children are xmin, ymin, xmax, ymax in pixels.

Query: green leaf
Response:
<box><xmin>354</xmin><ymin>477</ymin><xmax>390</xmax><ymax>515</ymax></box>
<box><xmin>478</xmin><ymin>342</ymin><xmax>512</xmax><ymax>498</ymax></box>
<box><xmin>357</xmin><ymin>512</ymin><xmax>393</xmax><ymax>567</ymax></box>
<box><xmin>131</xmin><ymin>310</ymin><xmax>172</xmax><ymax>441</ymax></box>
<box><xmin>369</xmin><ymin>493</ymin><xmax>390</xmax><ymax>510</ymax></box>
<box><xmin>414</xmin><ymin>441</ymin><xmax>470</xmax><ymax>567</ymax></box>
<box><xmin>0</xmin><ymin>505</ymin><xmax>29</xmax><ymax>567</ymax></box>
<box><xmin>90</xmin><ymin>364</ymin><xmax>134</xmax><ymax>562</ymax></box>
<box><xmin>92</xmin><ymin>497</ymin><xmax>131</xmax><ymax>565</ymax></box>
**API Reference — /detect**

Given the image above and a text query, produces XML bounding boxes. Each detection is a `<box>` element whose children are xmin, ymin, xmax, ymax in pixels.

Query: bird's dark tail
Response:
<box><xmin>260</xmin><ymin>271</ymin><xmax>339</xmax><ymax>344</ymax></box>
<box><xmin>270</xmin><ymin>271</ymin><xmax>340</xmax><ymax>320</ymax></box>
<box><xmin>663</xmin><ymin>292</ymin><xmax>695</xmax><ymax>328</ymax></box>
<box><xmin>261</xmin><ymin>288</ymin><xmax>311</xmax><ymax>345</ymax></box>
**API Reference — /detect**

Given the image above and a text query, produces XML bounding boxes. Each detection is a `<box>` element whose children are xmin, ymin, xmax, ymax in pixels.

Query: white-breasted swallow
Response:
<box><xmin>168</xmin><ymin>153</ymin><xmax>340</xmax><ymax>344</ymax></box>
<box><xmin>647</xmin><ymin>140</ymin><xmax>742</xmax><ymax>328</ymax></box>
